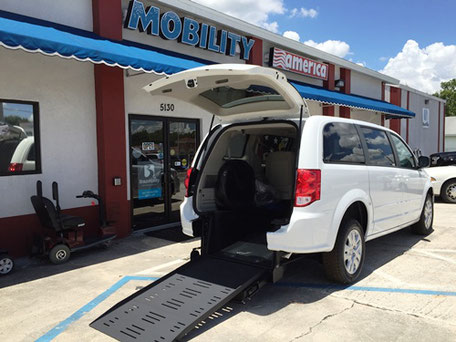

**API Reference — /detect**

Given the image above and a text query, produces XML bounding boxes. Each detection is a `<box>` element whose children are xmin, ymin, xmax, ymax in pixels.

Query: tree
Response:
<box><xmin>434</xmin><ymin>79</ymin><xmax>456</xmax><ymax>116</ymax></box>
<box><xmin>4</xmin><ymin>115</ymin><xmax>29</xmax><ymax>126</ymax></box>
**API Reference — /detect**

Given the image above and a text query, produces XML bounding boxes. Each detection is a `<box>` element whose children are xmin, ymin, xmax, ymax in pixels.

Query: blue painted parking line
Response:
<box><xmin>36</xmin><ymin>276</ymin><xmax>456</xmax><ymax>341</ymax></box>
<box><xmin>276</xmin><ymin>282</ymin><xmax>456</xmax><ymax>296</ymax></box>
<box><xmin>36</xmin><ymin>276</ymin><xmax>158</xmax><ymax>342</ymax></box>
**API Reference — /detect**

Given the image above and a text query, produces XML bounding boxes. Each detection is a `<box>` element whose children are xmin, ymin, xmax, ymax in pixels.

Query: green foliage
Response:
<box><xmin>434</xmin><ymin>79</ymin><xmax>456</xmax><ymax>116</ymax></box>
<box><xmin>4</xmin><ymin>115</ymin><xmax>29</xmax><ymax>126</ymax></box>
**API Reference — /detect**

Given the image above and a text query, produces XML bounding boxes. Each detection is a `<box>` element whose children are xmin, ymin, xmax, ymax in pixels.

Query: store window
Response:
<box><xmin>323</xmin><ymin>122</ymin><xmax>365</xmax><ymax>164</ymax></box>
<box><xmin>0</xmin><ymin>100</ymin><xmax>40</xmax><ymax>176</ymax></box>
<box><xmin>361</xmin><ymin>127</ymin><xmax>395</xmax><ymax>167</ymax></box>
<box><xmin>422</xmin><ymin>108</ymin><xmax>430</xmax><ymax>128</ymax></box>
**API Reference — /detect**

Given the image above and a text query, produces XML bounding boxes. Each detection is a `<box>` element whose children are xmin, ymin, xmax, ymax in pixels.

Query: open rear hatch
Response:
<box><xmin>90</xmin><ymin>256</ymin><xmax>270</xmax><ymax>342</ymax></box>
<box><xmin>143</xmin><ymin>64</ymin><xmax>306</xmax><ymax>123</ymax></box>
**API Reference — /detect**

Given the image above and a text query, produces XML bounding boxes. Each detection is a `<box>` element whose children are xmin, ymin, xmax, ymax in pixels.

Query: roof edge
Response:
<box><xmin>159</xmin><ymin>0</ymin><xmax>399</xmax><ymax>84</ymax></box>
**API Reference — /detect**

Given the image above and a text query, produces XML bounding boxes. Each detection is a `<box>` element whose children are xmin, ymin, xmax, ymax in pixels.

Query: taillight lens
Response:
<box><xmin>184</xmin><ymin>167</ymin><xmax>193</xmax><ymax>197</ymax></box>
<box><xmin>8</xmin><ymin>163</ymin><xmax>23</xmax><ymax>172</ymax></box>
<box><xmin>295</xmin><ymin>169</ymin><xmax>321</xmax><ymax>207</ymax></box>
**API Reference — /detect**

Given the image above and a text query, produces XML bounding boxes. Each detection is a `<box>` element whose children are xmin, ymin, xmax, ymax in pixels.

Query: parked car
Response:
<box><xmin>145</xmin><ymin>64</ymin><xmax>433</xmax><ymax>284</ymax></box>
<box><xmin>429</xmin><ymin>151</ymin><xmax>456</xmax><ymax>167</ymax></box>
<box><xmin>8</xmin><ymin>136</ymin><xmax>36</xmax><ymax>172</ymax></box>
<box><xmin>424</xmin><ymin>165</ymin><xmax>456</xmax><ymax>203</ymax></box>
<box><xmin>0</xmin><ymin>249</ymin><xmax>14</xmax><ymax>275</ymax></box>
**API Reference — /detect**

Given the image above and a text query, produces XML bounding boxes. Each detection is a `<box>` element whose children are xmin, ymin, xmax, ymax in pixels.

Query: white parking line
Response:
<box><xmin>411</xmin><ymin>250</ymin><xmax>456</xmax><ymax>264</ymax></box>
<box><xmin>135</xmin><ymin>258</ymin><xmax>186</xmax><ymax>275</ymax></box>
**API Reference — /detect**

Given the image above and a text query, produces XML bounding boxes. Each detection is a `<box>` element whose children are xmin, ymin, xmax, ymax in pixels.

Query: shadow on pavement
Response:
<box><xmin>0</xmin><ymin>227</ymin><xmax>197</xmax><ymax>289</ymax></box>
<box><xmin>182</xmin><ymin>227</ymin><xmax>427</xmax><ymax>341</ymax></box>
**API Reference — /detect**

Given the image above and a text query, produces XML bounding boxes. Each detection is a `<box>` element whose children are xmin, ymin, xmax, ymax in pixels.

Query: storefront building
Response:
<box><xmin>0</xmin><ymin>0</ymin><xmax>445</xmax><ymax>257</ymax></box>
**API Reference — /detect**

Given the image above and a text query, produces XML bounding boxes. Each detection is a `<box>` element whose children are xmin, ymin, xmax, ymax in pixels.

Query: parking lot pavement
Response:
<box><xmin>1</xmin><ymin>202</ymin><xmax>456</xmax><ymax>342</ymax></box>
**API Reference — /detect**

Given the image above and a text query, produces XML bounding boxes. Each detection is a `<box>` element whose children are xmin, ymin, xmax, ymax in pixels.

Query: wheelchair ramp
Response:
<box><xmin>90</xmin><ymin>257</ymin><xmax>269</xmax><ymax>342</ymax></box>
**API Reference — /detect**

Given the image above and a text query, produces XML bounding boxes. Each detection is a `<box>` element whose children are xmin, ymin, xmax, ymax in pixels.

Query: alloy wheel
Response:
<box><xmin>344</xmin><ymin>229</ymin><xmax>362</xmax><ymax>274</ymax></box>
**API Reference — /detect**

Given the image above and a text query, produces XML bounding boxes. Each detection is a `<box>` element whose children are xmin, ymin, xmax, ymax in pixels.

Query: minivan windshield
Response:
<box><xmin>200</xmin><ymin>85</ymin><xmax>284</xmax><ymax>108</ymax></box>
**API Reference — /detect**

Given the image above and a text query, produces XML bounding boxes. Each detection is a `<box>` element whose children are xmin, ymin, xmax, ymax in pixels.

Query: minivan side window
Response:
<box><xmin>361</xmin><ymin>127</ymin><xmax>395</xmax><ymax>167</ymax></box>
<box><xmin>323</xmin><ymin>122</ymin><xmax>365</xmax><ymax>164</ymax></box>
<box><xmin>390</xmin><ymin>134</ymin><xmax>416</xmax><ymax>169</ymax></box>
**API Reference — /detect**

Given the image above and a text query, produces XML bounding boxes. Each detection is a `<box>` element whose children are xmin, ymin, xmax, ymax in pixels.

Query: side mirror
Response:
<box><xmin>418</xmin><ymin>156</ymin><xmax>430</xmax><ymax>168</ymax></box>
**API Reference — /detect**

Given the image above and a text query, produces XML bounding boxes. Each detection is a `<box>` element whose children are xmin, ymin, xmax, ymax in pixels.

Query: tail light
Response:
<box><xmin>184</xmin><ymin>167</ymin><xmax>195</xmax><ymax>197</ymax></box>
<box><xmin>295</xmin><ymin>169</ymin><xmax>321</xmax><ymax>207</ymax></box>
<box><xmin>8</xmin><ymin>163</ymin><xmax>23</xmax><ymax>172</ymax></box>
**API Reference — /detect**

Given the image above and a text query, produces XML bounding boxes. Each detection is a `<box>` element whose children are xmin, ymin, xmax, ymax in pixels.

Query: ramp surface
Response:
<box><xmin>90</xmin><ymin>257</ymin><xmax>268</xmax><ymax>342</ymax></box>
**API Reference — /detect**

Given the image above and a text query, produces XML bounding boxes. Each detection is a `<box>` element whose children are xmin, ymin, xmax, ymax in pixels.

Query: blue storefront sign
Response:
<box><xmin>138</xmin><ymin>187</ymin><xmax>162</xmax><ymax>199</ymax></box>
<box><xmin>125</xmin><ymin>0</ymin><xmax>255</xmax><ymax>60</ymax></box>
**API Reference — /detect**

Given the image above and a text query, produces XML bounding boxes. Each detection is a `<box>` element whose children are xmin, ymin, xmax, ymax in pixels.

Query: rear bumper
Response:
<box><xmin>267</xmin><ymin>210</ymin><xmax>334</xmax><ymax>254</ymax></box>
<box><xmin>180</xmin><ymin>196</ymin><xmax>198</xmax><ymax>237</ymax></box>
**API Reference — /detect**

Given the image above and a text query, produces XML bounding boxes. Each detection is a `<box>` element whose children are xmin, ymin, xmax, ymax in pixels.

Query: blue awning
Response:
<box><xmin>0</xmin><ymin>15</ymin><xmax>205</xmax><ymax>75</ymax></box>
<box><xmin>291</xmin><ymin>81</ymin><xmax>415</xmax><ymax>118</ymax></box>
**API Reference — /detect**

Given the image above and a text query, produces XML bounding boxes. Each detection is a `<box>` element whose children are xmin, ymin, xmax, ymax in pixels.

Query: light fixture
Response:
<box><xmin>424</xmin><ymin>99</ymin><xmax>429</xmax><ymax>105</ymax></box>
<box><xmin>335</xmin><ymin>79</ymin><xmax>345</xmax><ymax>88</ymax></box>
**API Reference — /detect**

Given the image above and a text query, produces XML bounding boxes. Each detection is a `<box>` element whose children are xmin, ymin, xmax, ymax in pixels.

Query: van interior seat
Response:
<box><xmin>265</xmin><ymin>151</ymin><xmax>295</xmax><ymax>200</ymax></box>
<box><xmin>215</xmin><ymin>159</ymin><xmax>256</xmax><ymax>210</ymax></box>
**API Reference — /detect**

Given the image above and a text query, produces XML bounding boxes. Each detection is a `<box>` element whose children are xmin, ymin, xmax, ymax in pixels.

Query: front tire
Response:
<box><xmin>323</xmin><ymin>219</ymin><xmax>365</xmax><ymax>284</ymax></box>
<box><xmin>441</xmin><ymin>180</ymin><xmax>456</xmax><ymax>203</ymax></box>
<box><xmin>411</xmin><ymin>194</ymin><xmax>434</xmax><ymax>235</ymax></box>
<box><xmin>49</xmin><ymin>244</ymin><xmax>71</xmax><ymax>264</ymax></box>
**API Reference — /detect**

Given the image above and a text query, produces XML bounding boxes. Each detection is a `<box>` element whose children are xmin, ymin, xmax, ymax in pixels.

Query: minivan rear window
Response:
<box><xmin>200</xmin><ymin>85</ymin><xmax>284</xmax><ymax>108</ymax></box>
<box><xmin>323</xmin><ymin>123</ymin><xmax>365</xmax><ymax>164</ymax></box>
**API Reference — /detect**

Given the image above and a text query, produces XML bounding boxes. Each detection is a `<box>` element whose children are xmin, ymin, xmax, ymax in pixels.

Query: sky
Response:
<box><xmin>191</xmin><ymin>0</ymin><xmax>456</xmax><ymax>94</ymax></box>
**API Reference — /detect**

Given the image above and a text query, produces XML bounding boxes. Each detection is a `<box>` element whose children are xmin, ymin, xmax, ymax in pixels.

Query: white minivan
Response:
<box><xmin>145</xmin><ymin>64</ymin><xmax>433</xmax><ymax>283</ymax></box>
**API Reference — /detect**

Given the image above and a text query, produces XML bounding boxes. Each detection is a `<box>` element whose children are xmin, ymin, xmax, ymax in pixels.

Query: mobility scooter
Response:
<box><xmin>31</xmin><ymin>180</ymin><xmax>117</xmax><ymax>264</ymax></box>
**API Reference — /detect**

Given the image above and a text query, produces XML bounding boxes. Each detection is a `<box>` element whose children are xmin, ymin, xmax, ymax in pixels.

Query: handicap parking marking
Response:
<box><xmin>276</xmin><ymin>282</ymin><xmax>456</xmax><ymax>296</ymax></box>
<box><xmin>135</xmin><ymin>258</ymin><xmax>187</xmax><ymax>275</ymax></box>
<box><xmin>36</xmin><ymin>276</ymin><xmax>158</xmax><ymax>342</ymax></box>
<box><xmin>36</xmin><ymin>275</ymin><xmax>456</xmax><ymax>341</ymax></box>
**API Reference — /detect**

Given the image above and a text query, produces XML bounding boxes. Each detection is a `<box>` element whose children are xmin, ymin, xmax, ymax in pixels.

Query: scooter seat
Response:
<box><xmin>60</xmin><ymin>214</ymin><xmax>86</xmax><ymax>229</ymax></box>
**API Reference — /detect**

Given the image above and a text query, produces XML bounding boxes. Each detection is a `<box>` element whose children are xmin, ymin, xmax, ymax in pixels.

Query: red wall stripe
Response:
<box><xmin>406</xmin><ymin>91</ymin><xmax>410</xmax><ymax>143</ymax></box>
<box><xmin>438</xmin><ymin>102</ymin><xmax>441</xmax><ymax>152</ymax></box>
<box><xmin>443</xmin><ymin>105</ymin><xmax>446</xmax><ymax>151</ymax></box>
<box><xmin>389</xmin><ymin>87</ymin><xmax>401</xmax><ymax>134</ymax></box>
<box><xmin>339</xmin><ymin>68</ymin><xmax>351</xmax><ymax>118</ymax></box>
<box><xmin>247</xmin><ymin>36</ymin><xmax>263</xmax><ymax>66</ymax></box>
<box><xmin>323</xmin><ymin>64</ymin><xmax>335</xmax><ymax>116</ymax></box>
<box><xmin>93</xmin><ymin>0</ymin><xmax>131</xmax><ymax>237</ymax></box>
<box><xmin>381</xmin><ymin>82</ymin><xmax>385</xmax><ymax>126</ymax></box>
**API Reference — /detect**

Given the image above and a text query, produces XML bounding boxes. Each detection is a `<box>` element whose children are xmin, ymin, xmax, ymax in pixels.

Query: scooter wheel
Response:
<box><xmin>0</xmin><ymin>254</ymin><xmax>14</xmax><ymax>275</ymax></box>
<box><xmin>49</xmin><ymin>244</ymin><xmax>71</xmax><ymax>264</ymax></box>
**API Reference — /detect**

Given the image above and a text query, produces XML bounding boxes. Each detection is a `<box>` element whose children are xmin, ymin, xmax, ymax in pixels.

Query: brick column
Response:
<box><xmin>438</xmin><ymin>102</ymin><xmax>441</xmax><ymax>152</ymax></box>
<box><xmin>323</xmin><ymin>63</ymin><xmax>335</xmax><ymax>116</ymax></box>
<box><xmin>247</xmin><ymin>37</ymin><xmax>263</xmax><ymax>66</ymax></box>
<box><xmin>92</xmin><ymin>0</ymin><xmax>130</xmax><ymax>237</ymax></box>
<box><xmin>389</xmin><ymin>87</ymin><xmax>401</xmax><ymax>134</ymax></box>
<box><xmin>406</xmin><ymin>90</ymin><xmax>410</xmax><ymax>143</ymax></box>
<box><xmin>339</xmin><ymin>68</ymin><xmax>351</xmax><ymax>118</ymax></box>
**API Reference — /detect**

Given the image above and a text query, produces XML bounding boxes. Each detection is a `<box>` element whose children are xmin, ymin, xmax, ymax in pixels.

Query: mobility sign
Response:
<box><xmin>271</xmin><ymin>47</ymin><xmax>329</xmax><ymax>81</ymax></box>
<box><xmin>125</xmin><ymin>0</ymin><xmax>256</xmax><ymax>60</ymax></box>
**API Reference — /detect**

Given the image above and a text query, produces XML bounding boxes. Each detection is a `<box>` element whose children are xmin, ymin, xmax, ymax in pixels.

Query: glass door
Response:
<box><xmin>168</xmin><ymin>120</ymin><xmax>199</xmax><ymax>222</ymax></box>
<box><xmin>129</xmin><ymin>116</ymin><xmax>199</xmax><ymax>230</ymax></box>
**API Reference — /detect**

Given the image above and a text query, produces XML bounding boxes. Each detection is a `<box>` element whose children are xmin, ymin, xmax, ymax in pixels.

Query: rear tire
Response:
<box><xmin>441</xmin><ymin>180</ymin><xmax>456</xmax><ymax>203</ymax></box>
<box><xmin>49</xmin><ymin>244</ymin><xmax>71</xmax><ymax>264</ymax></box>
<box><xmin>323</xmin><ymin>219</ymin><xmax>365</xmax><ymax>284</ymax></box>
<box><xmin>411</xmin><ymin>194</ymin><xmax>434</xmax><ymax>235</ymax></box>
<box><xmin>0</xmin><ymin>254</ymin><xmax>14</xmax><ymax>275</ymax></box>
